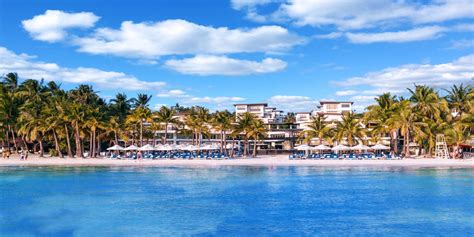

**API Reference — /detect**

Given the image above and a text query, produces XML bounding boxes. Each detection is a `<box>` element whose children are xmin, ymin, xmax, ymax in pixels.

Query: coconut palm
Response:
<box><xmin>212</xmin><ymin>110</ymin><xmax>234</xmax><ymax>152</ymax></box>
<box><xmin>444</xmin><ymin>84</ymin><xmax>473</xmax><ymax>118</ymax></box>
<box><xmin>247</xmin><ymin>119</ymin><xmax>267</xmax><ymax>157</ymax></box>
<box><xmin>155</xmin><ymin>106</ymin><xmax>179</xmax><ymax>144</ymax></box>
<box><xmin>334</xmin><ymin>113</ymin><xmax>365</xmax><ymax>147</ymax></box>
<box><xmin>235</xmin><ymin>112</ymin><xmax>256</xmax><ymax>157</ymax></box>
<box><xmin>303</xmin><ymin>116</ymin><xmax>331</xmax><ymax>145</ymax></box>
<box><xmin>110</xmin><ymin>93</ymin><xmax>132</xmax><ymax>122</ymax></box>
<box><xmin>132</xmin><ymin>93</ymin><xmax>152</xmax><ymax>109</ymax></box>
<box><xmin>365</xmin><ymin>93</ymin><xmax>398</xmax><ymax>152</ymax></box>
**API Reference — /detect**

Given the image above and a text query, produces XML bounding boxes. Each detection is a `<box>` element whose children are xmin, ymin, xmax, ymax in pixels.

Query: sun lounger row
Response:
<box><xmin>289</xmin><ymin>153</ymin><xmax>401</xmax><ymax>160</ymax></box>
<box><xmin>109</xmin><ymin>151</ymin><xmax>242</xmax><ymax>160</ymax></box>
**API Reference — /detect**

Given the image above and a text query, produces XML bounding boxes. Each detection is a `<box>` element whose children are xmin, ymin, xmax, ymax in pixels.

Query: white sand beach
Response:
<box><xmin>1</xmin><ymin>154</ymin><xmax>473</xmax><ymax>168</ymax></box>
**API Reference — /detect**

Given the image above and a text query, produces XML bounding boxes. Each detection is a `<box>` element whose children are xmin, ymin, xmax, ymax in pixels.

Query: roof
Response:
<box><xmin>295</xmin><ymin>112</ymin><xmax>311</xmax><ymax>114</ymax></box>
<box><xmin>233</xmin><ymin>103</ymin><xmax>268</xmax><ymax>106</ymax></box>
<box><xmin>319</xmin><ymin>101</ymin><xmax>354</xmax><ymax>104</ymax></box>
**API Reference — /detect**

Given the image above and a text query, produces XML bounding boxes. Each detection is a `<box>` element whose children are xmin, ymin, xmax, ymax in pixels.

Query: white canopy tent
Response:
<box><xmin>138</xmin><ymin>144</ymin><xmax>155</xmax><ymax>151</ymax></box>
<box><xmin>107</xmin><ymin>145</ymin><xmax>124</xmax><ymax>151</ymax></box>
<box><xmin>371</xmin><ymin>144</ymin><xmax>390</xmax><ymax>150</ymax></box>
<box><xmin>124</xmin><ymin>145</ymin><xmax>139</xmax><ymax>151</ymax></box>
<box><xmin>295</xmin><ymin>144</ymin><xmax>312</xmax><ymax>151</ymax></box>
<box><xmin>332</xmin><ymin>144</ymin><xmax>350</xmax><ymax>153</ymax></box>
<box><xmin>312</xmin><ymin>144</ymin><xmax>332</xmax><ymax>151</ymax></box>
<box><xmin>351</xmin><ymin>144</ymin><xmax>371</xmax><ymax>151</ymax></box>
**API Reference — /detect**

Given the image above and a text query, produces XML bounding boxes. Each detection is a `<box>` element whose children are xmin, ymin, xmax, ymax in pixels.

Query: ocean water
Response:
<box><xmin>0</xmin><ymin>166</ymin><xmax>473</xmax><ymax>236</ymax></box>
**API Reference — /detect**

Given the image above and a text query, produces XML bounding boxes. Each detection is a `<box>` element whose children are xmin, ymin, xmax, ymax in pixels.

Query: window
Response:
<box><xmin>326</xmin><ymin>104</ymin><xmax>338</xmax><ymax>110</ymax></box>
<box><xmin>249</xmin><ymin>107</ymin><xmax>261</xmax><ymax>112</ymax></box>
<box><xmin>341</xmin><ymin>104</ymin><xmax>350</xmax><ymax>108</ymax></box>
<box><xmin>236</xmin><ymin>106</ymin><xmax>246</xmax><ymax>111</ymax></box>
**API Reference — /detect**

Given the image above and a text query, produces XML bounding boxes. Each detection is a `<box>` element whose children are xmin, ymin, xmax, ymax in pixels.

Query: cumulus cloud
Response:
<box><xmin>335</xmin><ymin>90</ymin><xmax>357</xmax><ymax>96</ymax></box>
<box><xmin>164</xmin><ymin>55</ymin><xmax>287</xmax><ymax>76</ymax></box>
<box><xmin>156</xmin><ymin>89</ymin><xmax>189</xmax><ymax>98</ymax></box>
<box><xmin>267</xmin><ymin>95</ymin><xmax>318</xmax><ymax>112</ymax></box>
<box><xmin>0</xmin><ymin>46</ymin><xmax>165</xmax><ymax>90</ymax></box>
<box><xmin>332</xmin><ymin>55</ymin><xmax>474</xmax><ymax>108</ymax></box>
<box><xmin>275</xmin><ymin>0</ymin><xmax>473</xmax><ymax>30</ymax></box>
<box><xmin>73</xmin><ymin>19</ymin><xmax>304</xmax><ymax>59</ymax></box>
<box><xmin>346</xmin><ymin>26</ymin><xmax>446</xmax><ymax>43</ymax></box>
<box><xmin>22</xmin><ymin>10</ymin><xmax>100</xmax><ymax>42</ymax></box>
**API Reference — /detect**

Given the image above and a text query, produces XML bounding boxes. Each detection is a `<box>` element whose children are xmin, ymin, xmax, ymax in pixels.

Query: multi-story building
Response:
<box><xmin>295</xmin><ymin>101</ymin><xmax>353</xmax><ymax>130</ymax></box>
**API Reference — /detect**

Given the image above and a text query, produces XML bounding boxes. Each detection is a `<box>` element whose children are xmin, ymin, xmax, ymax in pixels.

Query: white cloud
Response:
<box><xmin>275</xmin><ymin>0</ymin><xmax>474</xmax><ymax>30</ymax></box>
<box><xmin>231</xmin><ymin>0</ymin><xmax>272</xmax><ymax>10</ymax></box>
<box><xmin>0</xmin><ymin>46</ymin><xmax>165</xmax><ymax>90</ymax></box>
<box><xmin>334</xmin><ymin>54</ymin><xmax>474</xmax><ymax>94</ymax></box>
<box><xmin>346</xmin><ymin>26</ymin><xmax>446</xmax><ymax>43</ymax></box>
<box><xmin>22</xmin><ymin>10</ymin><xmax>100</xmax><ymax>42</ymax></box>
<box><xmin>267</xmin><ymin>95</ymin><xmax>318</xmax><ymax>112</ymax></box>
<box><xmin>156</xmin><ymin>89</ymin><xmax>190</xmax><ymax>98</ymax></box>
<box><xmin>164</xmin><ymin>55</ymin><xmax>287</xmax><ymax>76</ymax></box>
<box><xmin>335</xmin><ymin>90</ymin><xmax>357</xmax><ymax>96</ymax></box>
<box><xmin>314</xmin><ymin>32</ymin><xmax>343</xmax><ymax>39</ymax></box>
<box><xmin>447</xmin><ymin>39</ymin><xmax>474</xmax><ymax>50</ymax></box>
<box><xmin>73</xmin><ymin>19</ymin><xmax>304</xmax><ymax>59</ymax></box>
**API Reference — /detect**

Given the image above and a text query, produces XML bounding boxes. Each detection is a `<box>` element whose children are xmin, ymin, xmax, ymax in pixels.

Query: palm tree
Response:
<box><xmin>444</xmin><ymin>84</ymin><xmax>473</xmax><ymax>118</ymax></box>
<box><xmin>212</xmin><ymin>111</ymin><xmax>233</xmax><ymax>152</ymax></box>
<box><xmin>0</xmin><ymin>72</ymin><xmax>21</xmax><ymax>152</ymax></box>
<box><xmin>334</xmin><ymin>113</ymin><xmax>365</xmax><ymax>147</ymax></box>
<box><xmin>387</xmin><ymin>100</ymin><xmax>425</xmax><ymax>156</ymax></box>
<box><xmin>17</xmin><ymin>79</ymin><xmax>49</xmax><ymax>157</ymax></box>
<box><xmin>235</xmin><ymin>112</ymin><xmax>256</xmax><ymax>157</ymax></box>
<box><xmin>127</xmin><ymin>107</ymin><xmax>152</xmax><ymax>146</ymax></box>
<box><xmin>365</xmin><ymin>93</ymin><xmax>398</xmax><ymax>152</ymax></box>
<box><xmin>248</xmin><ymin>119</ymin><xmax>267</xmax><ymax>157</ymax></box>
<box><xmin>110</xmin><ymin>93</ymin><xmax>132</xmax><ymax>122</ymax></box>
<box><xmin>66</xmin><ymin>103</ymin><xmax>87</xmax><ymax>158</ymax></box>
<box><xmin>303</xmin><ymin>116</ymin><xmax>330</xmax><ymax>145</ymax></box>
<box><xmin>132</xmin><ymin>93</ymin><xmax>152</xmax><ymax>109</ymax></box>
<box><xmin>408</xmin><ymin>85</ymin><xmax>446</xmax><ymax>120</ymax></box>
<box><xmin>155</xmin><ymin>106</ymin><xmax>179</xmax><ymax>144</ymax></box>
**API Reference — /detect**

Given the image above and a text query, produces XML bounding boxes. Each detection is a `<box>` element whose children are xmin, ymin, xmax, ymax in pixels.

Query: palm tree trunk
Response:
<box><xmin>38</xmin><ymin>135</ymin><xmax>44</xmax><ymax>158</ymax></box>
<box><xmin>244</xmin><ymin>137</ymin><xmax>248</xmax><ymax>157</ymax></box>
<box><xmin>223</xmin><ymin>131</ymin><xmax>227</xmax><ymax>154</ymax></box>
<box><xmin>164</xmin><ymin>122</ymin><xmax>168</xmax><ymax>144</ymax></box>
<box><xmin>5</xmin><ymin>130</ymin><xmax>10</xmax><ymax>150</ymax></box>
<box><xmin>140</xmin><ymin>121</ymin><xmax>143</xmax><ymax>147</ymax></box>
<box><xmin>64</xmin><ymin>124</ymin><xmax>73</xmax><ymax>158</ymax></box>
<box><xmin>230</xmin><ymin>138</ymin><xmax>235</xmax><ymax>158</ymax></box>
<box><xmin>114</xmin><ymin>130</ymin><xmax>118</xmax><ymax>146</ymax></box>
<box><xmin>9</xmin><ymin>125</ymin><xmax>17</xmax><ymax>152</ymax></box>
<box><xmin>52</xmin><ymin>130</ymin><xmax>63</xmax><ymax>158</ymax></box>
<box><xmin>253</xmin><ymin>137</ymin><xmax>257</xmax><ymax>158</ymax></box>
<box><xmin>75</xmin><ymin>122</ymin><xmax>83</xmax><ymax>158</ymax></box>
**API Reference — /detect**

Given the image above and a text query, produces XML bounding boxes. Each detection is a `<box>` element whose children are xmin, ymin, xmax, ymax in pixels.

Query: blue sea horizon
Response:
<box><xmin>1</xmin><ymin>166</ymin><xmax>473</xmax><ymax>236</ymax></box>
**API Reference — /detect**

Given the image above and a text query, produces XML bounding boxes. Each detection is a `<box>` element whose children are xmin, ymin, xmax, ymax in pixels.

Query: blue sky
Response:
<box><xmin>0</xmin><ymin>0</ymin><xmax>473</xmax><ymax>112</ymax></box>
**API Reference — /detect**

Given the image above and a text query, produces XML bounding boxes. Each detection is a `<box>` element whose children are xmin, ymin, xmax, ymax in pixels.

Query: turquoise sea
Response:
<box><xmin>0</xmin><ymin>166</ymin><xmax>473</xmax><ymax>236</ymax></box>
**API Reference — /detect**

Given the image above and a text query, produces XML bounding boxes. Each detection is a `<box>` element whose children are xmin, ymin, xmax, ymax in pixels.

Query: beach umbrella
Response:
<box><xmin>371</xmin><ymin>144</ymin><xmax>390</xmax><ymax>150</ymax></box>
<box><xmin>162</xmin><ymin>144</ymin><xmax>174</xmax><ymax>151</ymax></box>
<box><xmin>331</xmin><ymin>144</ymin><xmax>350</xmax><ymax>151</ymax></box>
<box><xmin>295</xmin><ymin>144</ymin><xmax>312</xmax><ymax>150</ymax></box>
<box><xmin>138</xmin><ymin>144</ymin><xmax>155</xmax><ymax>151</ymax></box>
<box><xmin>107</xmin><ymin>145</ymin><xmax>124</xmax><ymax>151</ymax></box>
<box><xmin>124</xmin><ymin>145</ymin><xmax>139</xmax><ymax>151</ymax></box>
<box><xmin>351</xmin><ymin>144</ymin><xmax>371</xmax><ymax>151</ymax></box>
<box><xmin>185</xmin><ymin>145</ymin><xmax>200</xmax><ymax>151</ymax></box>
<box><xmin>312</xmin><ymin>144</ymin><xmax>331</xmax><ymax>150</ymax></box>
<box><xmin>225</xmin><ymin>143</ymin><xmax>238</xmax><ymax>149</ymax></box>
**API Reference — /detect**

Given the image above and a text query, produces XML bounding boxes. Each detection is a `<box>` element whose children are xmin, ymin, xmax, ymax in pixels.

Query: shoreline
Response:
<box><xmin>0</xmin><ymin>155</ymin><xmax>472</xmax><ymax>168</ymax></box>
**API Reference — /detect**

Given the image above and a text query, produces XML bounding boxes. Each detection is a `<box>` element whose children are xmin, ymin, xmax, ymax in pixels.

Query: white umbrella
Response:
<box><xmin>312</xmin><ymin>144</ymin><xmax>332</xmax><ymax>150</ymax></box>
<box><xmin>107</xmin><ymin>145</ymin><xmax>124</xmax><ymax>151</ymax></box>
<box><xmin>351</xmin><ymin>144</ymin><xmax>371</xmax><ymax>151</ymax></box>
<box><xmin>225</xmin><ymin>143</ymin><xmax>238</xmax><ymax>149</ymax></box>
<box><xmin>295</xmin><ymin>144</ymin><xmax>312</xmax><ymax>150</ymax></box>
<box><xmin>371</xmin><ymin>144</ymin><xmax>390</xmax><ymax>150</ymax></box>
<box><xmin>331</xmin><ymin>144</ymin><xmax>350</xmax><ymax>151</ymax></box>
<box><xmin>185</xmin><ymin>145</ymin><xmax>200</xmax><ymax>151</ymax></box>
<box><xmin>138</xmin><ymin>144</ymin><xmax>155</xmax><ymax>151</ymax></box>
<box><xmin>161</xmin><ymin>144</ymin><xmax>174</xmax><ymax>151</ymax></box>
<box><xmin>124</xmin><ymin>145</ymin><xmax>139</xmax><ymax>151</ymax></box>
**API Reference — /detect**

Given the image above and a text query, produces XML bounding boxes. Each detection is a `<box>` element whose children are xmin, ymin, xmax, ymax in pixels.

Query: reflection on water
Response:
<box><xmin>0</xmin><ymin>166</ymin><xmax>473</xmax><ymax>236</ymax></box>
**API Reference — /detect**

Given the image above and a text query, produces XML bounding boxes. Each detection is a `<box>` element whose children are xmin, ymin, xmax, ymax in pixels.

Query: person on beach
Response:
<box><xmin>20</xmin><ymin>150</ymin><xmax>25</xmax><ymax>160</ymax></box>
